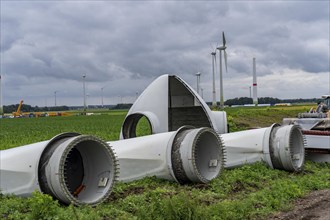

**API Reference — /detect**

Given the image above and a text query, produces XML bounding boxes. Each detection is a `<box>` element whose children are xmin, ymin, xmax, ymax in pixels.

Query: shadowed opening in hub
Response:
<box><xmin>64</xmin><ymin>148</ymin><xmax>84</xmax><ymax>195</ymax></box>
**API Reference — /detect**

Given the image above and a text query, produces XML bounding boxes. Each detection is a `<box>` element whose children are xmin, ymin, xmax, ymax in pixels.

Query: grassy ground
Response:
<box><xmin>0</xmin><ymin>105</ymin><xmax>329</xmax><ymax>219</ymax></box>
<box><xmin>0</xmin><ymin>110</ymin><xmax>127</xmax><ymax>150</ymax></box>
<box><xmin>226</xmin><ymin>105</ymin><xmax>312</xmax><ymax>131</ymax></box>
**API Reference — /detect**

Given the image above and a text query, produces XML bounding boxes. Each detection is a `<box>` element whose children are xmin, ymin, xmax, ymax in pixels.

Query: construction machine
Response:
<box><xmin>283</xmin><ymin>95</ymin><xmax>330</xmax><ymax>162</ymax></box>
<box><xmin>12</xmin><ymin>100</ymin><xmax>24</xmax><ymax>118</ymax></box>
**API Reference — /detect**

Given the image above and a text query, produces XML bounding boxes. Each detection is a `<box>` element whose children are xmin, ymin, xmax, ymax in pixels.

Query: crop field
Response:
<box><xmin>0</xmin><ymin>106</ymin><xmax>329</xmax><ymax>219</ymax></box>
<box><xmin>0</xmin><ymin>110</ymin><xmax>127</xmax><ymax>150</ymax></box>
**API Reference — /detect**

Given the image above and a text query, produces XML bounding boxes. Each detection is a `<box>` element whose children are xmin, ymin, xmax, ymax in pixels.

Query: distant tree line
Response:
<box><xmin>280</xmin><ymin>98</ymin><xmax>322</xmax><ymax>104</ymax></box>
<box><xmin>112</xmin><ymin>103</ymin><xmax>133</xmax><ymax>110</ymax></box>
<box><xmin>224</xmin><ymin>97</ymin><xmax>254</xmax><ymax>106</ymax></box>
<box><xmin>3</xmin><ymin>104</ymin><xmax>69</xmax><ymax>113</ymax></box>
<box><xmin>3</xmin><ymin>97</ymin><xmax>322</xmax><ymax>113</ymax></box>
<box><xmin>223</xmin><ymin>97</ymin><xmax>322</xmax><ymax>106</ymax></box>
<box><xmin>3</xmin><ymin>103</ymin><xmax>133</xmax><ymax>113</ymax></box>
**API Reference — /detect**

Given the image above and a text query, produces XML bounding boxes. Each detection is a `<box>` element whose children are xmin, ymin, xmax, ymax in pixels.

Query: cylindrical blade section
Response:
<box><xmin>172</xmin><ymin>127</ymin><xmax>224</xmax><ymax>184</ymax></box>
<box><xmin>41</xmin><ymin>135</ymin><xmax>117</xmax><ymax>206</ymax></box>
<box><xmin>270</xmin><ymin>125</ymin><xmax>305</xmax><ymax>172</ymax></box>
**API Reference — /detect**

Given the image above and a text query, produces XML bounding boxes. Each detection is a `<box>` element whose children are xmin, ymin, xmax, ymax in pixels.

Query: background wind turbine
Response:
<box><xmin>217</xmin><ymin>31</ymin><xmax>228</xmax><ymax>110</ymax></box>
<box><xmin>211</xmin><ymin>47</ymin><xmax>217</xmax><ymax>107</ymax></box>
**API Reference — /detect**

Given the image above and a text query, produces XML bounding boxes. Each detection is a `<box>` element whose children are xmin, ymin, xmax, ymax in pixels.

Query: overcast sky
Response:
<box><xmin>1</xmin><ymin>0</ymin><xmax>329</xmax><ymax>107</ymax></box>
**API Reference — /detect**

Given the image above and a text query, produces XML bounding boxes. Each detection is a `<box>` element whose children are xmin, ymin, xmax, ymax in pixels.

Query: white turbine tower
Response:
<box><xmin>217</xmin><ymin>32</ymin><xmax>228</xmax><ymax>110</ymax></box>
<box><xmin>211</xmin><ymin>48</ymin><xmax>217</xmax><ymax>107</ymax></box>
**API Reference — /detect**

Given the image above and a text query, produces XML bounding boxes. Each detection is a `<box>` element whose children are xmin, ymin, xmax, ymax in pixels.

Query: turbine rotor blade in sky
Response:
<box><xmin>222</xmin><ymin>31</ymin><xmax>226</xmax><ymax>47</ymax></box>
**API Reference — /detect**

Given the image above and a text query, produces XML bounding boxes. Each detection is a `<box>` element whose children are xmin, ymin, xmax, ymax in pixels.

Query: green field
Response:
<box><xmin>225</xmin><ymin>105</ymin><xmax>312</xmax><ymax>131</ymax></box>
<box><xmin>0</xmin><ymin>110</ymin><xmax>127</xmax><ymax>150</ymax></box>
<box><xmin>0</xmin><ymin>106</ymin><xmax>329</xmax><ymax>219</ymax></box>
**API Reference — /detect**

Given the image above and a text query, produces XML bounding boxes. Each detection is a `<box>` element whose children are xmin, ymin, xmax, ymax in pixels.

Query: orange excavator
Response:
<box><xmin>12</xmin><ymin>100</ymin><xmax>24</xmax><ymax>117</ymax></box>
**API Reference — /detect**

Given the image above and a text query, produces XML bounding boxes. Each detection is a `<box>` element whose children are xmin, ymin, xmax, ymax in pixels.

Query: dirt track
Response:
<box><xmin>269</xmin><ymin>189</ymin><xmax>330</xmax><ymax>220</ymax></box>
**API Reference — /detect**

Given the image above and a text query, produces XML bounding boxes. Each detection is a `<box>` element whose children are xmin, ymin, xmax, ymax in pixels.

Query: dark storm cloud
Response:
<box><xmin>1</xmin><ymin>1</ymin><xmax>329</xmax><ymax>106</ymax></box>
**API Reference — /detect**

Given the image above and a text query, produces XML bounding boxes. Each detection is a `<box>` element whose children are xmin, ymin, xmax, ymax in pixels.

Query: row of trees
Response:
<box><xmin>3</xmin><ymin>104</ymin><xmax>69</xmax><ymax>113</ymax></box>
<box><xmin>2</xmin><ymin>97</ymin><xmax>321</xmax><ymax>113</ymax></box>
<box><xmin>223</xmin><ymin>97</ymin><xmax>322</xmax><ymax>106</ymax></box>
<box><xmin>112</xmin><ymin>103</ymin><xmax>133</xmax><ymax>110</ymax></box>
<box><xmin>2</xmin><ymin>103</ymin><xmax>133</xmax><ymax>113</ymax></box>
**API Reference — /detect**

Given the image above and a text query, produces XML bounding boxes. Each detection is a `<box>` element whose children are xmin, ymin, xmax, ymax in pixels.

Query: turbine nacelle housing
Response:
<box><xmin>120</xmin><ymin>74</ymin><xmax>228</xmax><ymax>139</ymax></box>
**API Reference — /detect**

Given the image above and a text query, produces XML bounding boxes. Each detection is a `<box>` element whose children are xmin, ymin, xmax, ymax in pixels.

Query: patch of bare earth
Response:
<box><xmin>268</xmin><ymin>189</ymin><xmax>330</xmax><ymax>220</ymax></box>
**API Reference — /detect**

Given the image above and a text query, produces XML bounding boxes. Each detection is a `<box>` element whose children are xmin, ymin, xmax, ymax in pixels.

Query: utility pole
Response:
<box><xmin>83</xmin><ymin>74</ymin><xmax>86</xmax><ymax>112</ymax></box>
<box><xmin>252</xmin><ymin>58</ymin><xmax>258</xmax><ymax>106</ymax></box>
<box><xmin>195</xmin><ymin>72</ymin><xmax>201</xmax><ymax>94</ymax></box>
<box><xmin>54</xmin><ymin>91</ymin><xmax>57</xmax><ymax>106</ymax></box>
<box><xmin>101</xmin><ymin>87</ymin><xmax>104</xmax><ymax>108</ymax></box>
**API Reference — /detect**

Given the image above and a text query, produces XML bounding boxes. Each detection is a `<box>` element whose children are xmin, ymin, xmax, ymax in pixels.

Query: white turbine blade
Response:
<box><xmin>224</xmin><ymin>50</ymin><xmax>228</xmax><ymax>72</ymax></box>
<box><xmin>222</xmin><ymin>31</ymin><xmax>226</xmax><ymax>46</ymax></box>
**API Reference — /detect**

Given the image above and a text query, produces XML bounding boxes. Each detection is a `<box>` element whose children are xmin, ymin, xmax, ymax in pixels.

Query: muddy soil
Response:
<box><xmin>268</xmin><ymin>189</ymin><xmax>330</xmax><ymax>220</ymax></box>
